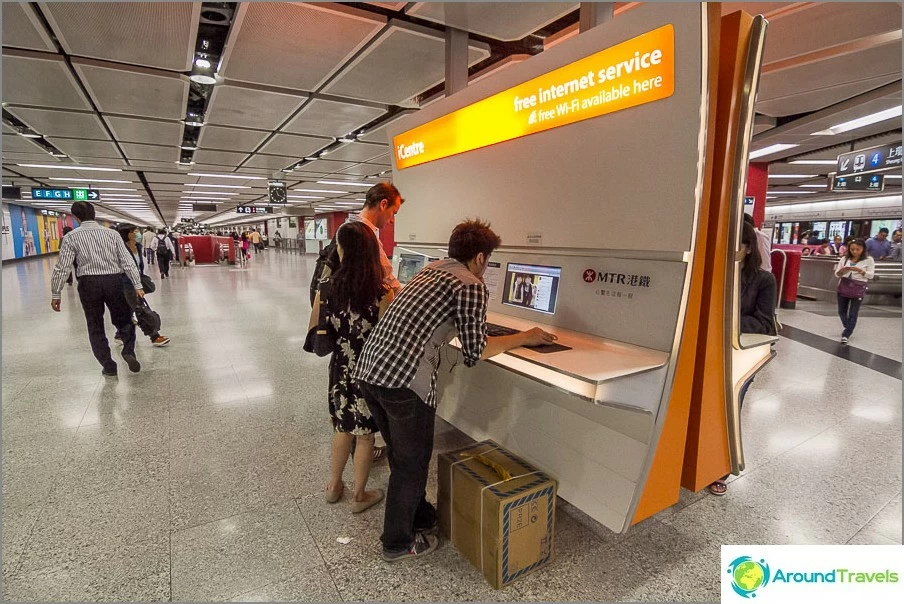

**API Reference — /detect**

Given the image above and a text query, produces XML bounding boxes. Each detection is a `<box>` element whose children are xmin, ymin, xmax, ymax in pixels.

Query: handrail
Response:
<box><xmin>770</xmin><ymin>248</ymin><xmax>788</xmax><ymax>307</ymax></box>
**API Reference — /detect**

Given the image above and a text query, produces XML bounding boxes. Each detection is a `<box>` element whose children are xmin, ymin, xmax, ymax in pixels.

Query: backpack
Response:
<box><xmin>310</xmin><ymin>238</ymin><xmax>340</xmax><ymax>306</ymax></box>
<box><xmin>134</xmin><ymin>297</ymin><xmax>161</xmax><ymax>336</ymax></box>
<box><xmin>155</xmin><ymin>236</ymin><xmax>171</xmax><ymax>260</ymax></box>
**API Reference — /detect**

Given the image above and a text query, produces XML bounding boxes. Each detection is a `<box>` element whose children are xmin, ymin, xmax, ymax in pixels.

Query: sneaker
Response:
<box><xmin>841</xmin><ymin>336</ymin><xmax>849</xmax><ymax>344</ymax></box>
<box><xmin>382</xmin><ymin>532</ymin><xmax>439</xmax><ymax>563</ymax></box>
<box><xmin>152</xmin><ymin>335</ymin><xmax>170</xmax><ymax>347</ymax></box>
<box><xmin>121</xmin><ymin>353</ymin><xmax>141</xmax><ymax>373</ymax></box>
<box><xmin>114</xmin><ymin>335</ymin><xmax>124</xmax><ymax>346</ymax></box>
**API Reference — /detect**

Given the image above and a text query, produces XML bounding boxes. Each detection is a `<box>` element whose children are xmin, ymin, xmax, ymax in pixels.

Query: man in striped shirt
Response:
<box><xmin>354</xmin><ymin>219</ymin><xmax>554</xmax><ymax>562</ymax></box>
<box><xmin>50</xmin><ymin>201</ymin><xmax>145</xmax><ymax>376</ymax></box>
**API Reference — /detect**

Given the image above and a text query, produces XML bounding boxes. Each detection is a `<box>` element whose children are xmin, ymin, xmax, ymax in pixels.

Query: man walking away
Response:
<box><xmin>354</xmin><ymin>219</ymin><xmax>555</xmax><ymax>562</ymax></box>
<box><xmin>50</xmin><ymin>201</ymin><xmax>144</xmax><ymax>376</ymax></box>
<box><xmin>151</xmin><ymin>228</ymin><xmax>176</xmax><ymax>279</ymax></box>
<box><xmin>143</xmin><ymin>226</ymin><xmax>156</xmax><ymax>266</ymax></box>
<box><xmin>250</xmin><ymin>229</ymin><xmax>262</xmax><ymax>254</ymax></box>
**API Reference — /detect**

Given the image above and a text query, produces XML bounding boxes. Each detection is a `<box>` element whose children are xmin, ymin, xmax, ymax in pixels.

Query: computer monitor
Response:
<box><xmin>502</xmin><ymin>263</ymin><xmax>562</xmax><ymax>315</ymax></box>
<box><xmin>398</xmin><ymin>253</ymin><xmax>426</xmax><ymax>284</ymax></box>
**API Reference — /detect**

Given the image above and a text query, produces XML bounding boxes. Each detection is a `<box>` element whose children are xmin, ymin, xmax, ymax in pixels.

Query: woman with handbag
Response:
<box><xmin>308</xmin><ymin>221</ymin><xmax>394</xmax><ymax>513</ymax></box>
<box><xmin>114</xmin><ymin>225</ymin><xmax>170</xmax><ymax>347</ymax></box>
<box><xmin>835</xmin><ymin>238</ymin><xmax>874</xmax><ymax>344</ymax></box>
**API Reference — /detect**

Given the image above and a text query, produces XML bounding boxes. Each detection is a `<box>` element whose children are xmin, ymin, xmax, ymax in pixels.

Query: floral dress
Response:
<box><xmin>325</xmin><ymin>288</ymin><xmax>381</xmax><ymax>435</ymax></box>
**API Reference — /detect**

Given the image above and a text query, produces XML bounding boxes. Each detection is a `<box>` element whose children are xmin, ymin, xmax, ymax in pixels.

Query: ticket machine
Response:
<box><xmin>386</xmin><ymin>3</ymin><xmax>770</xmax><ymax>532</ymax></box>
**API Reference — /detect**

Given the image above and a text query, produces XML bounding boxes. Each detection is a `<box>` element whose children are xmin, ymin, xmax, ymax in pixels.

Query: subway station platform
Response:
<box><xmin>2</xmin><ymin>250</ymin><xmax>901</xmax><ymax>602</ymax></box>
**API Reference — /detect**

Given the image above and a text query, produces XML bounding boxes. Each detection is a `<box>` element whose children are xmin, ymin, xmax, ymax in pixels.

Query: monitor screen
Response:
<box><xmin>502</xmin><ymin>263</ymin><xmax>562</xmax><ymax>315</ymax></box>
<box><xmin>398</xmin><ymin>253</ymin><xmax>426</xmax><ymax>284</ymax></box>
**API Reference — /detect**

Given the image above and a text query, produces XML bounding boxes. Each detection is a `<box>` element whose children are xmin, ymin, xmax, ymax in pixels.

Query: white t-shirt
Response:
<box><xmin>755</xmin><ymin>229</ymin><xmax>772</xmax><ymax>272</ymax></box>
<box><xmin>834</xmin><ymin>256</ymin><xmax>875</xmax><ymax>282</ymax></box>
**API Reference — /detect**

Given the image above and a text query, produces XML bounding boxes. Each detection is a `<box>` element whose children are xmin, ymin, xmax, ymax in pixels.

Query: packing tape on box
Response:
<box><xmin>448</xmin><ymin>445</ymin><xmax>539</xmax><ymax>578</ymax></box>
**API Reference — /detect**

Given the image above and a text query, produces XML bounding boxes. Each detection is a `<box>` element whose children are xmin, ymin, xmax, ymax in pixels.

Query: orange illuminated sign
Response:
<box><xmin>393</xmin><ymin>25</ymin><xmax>675</xmax><ymax>170</ymax></box>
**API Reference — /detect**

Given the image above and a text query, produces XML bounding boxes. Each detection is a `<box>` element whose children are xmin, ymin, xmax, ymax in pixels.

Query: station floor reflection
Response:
<box><xmin>2</xmin><ymin>250</ymin><xmax>901</xmax><ymax>601</ymax></box>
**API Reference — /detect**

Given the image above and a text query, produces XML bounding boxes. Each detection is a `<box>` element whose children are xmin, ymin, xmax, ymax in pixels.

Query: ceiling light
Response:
<box><xmin>303</xmin><ymin>156</ymin><xmax>319</xmax><ymax>162</ymax></box>
<box><xmin>177</xmin><ymin>160</ymin><xmax>195</xmax><ymax>166</ymax></box>
<box><xmin>316</xmin><ymin>180</ymin><xmax>372</xmax><ymax>187</ymax></box>
<box><xmin>49</xmin><ymin>152</ymin><xmax>68</xmax><ymax>158</ymax></box>
<box><xmin>767</xmin><ymin>190</ymin><xmax>816</xmax><ymax>194</ymax></box>
<box><xmin>335</xmin><ymin>201</ymin><xmax>364</xmax><ymax>206</ymax></box>
<box><xmin>768</xmin><ymin>174</ymin><xmax>815</xmax><ymax>179</ymax></box>
<box><xmin>799</xmin><ymin>184</ymin><xmax>827</xmax><ymax>188</ymax></box>
<box><xmin>49</xmin><ymin>177</ymin><xmax>132</xmax><ymax>183</ymax></box>
<box><xmin>789</xmin><ymin>159</ymin><xmax>837</xmax><ymax>165</ymax></box>
<box><xmin>288</xmin><ymin>195</ymin><xmax>325</xmax><ymax>200</ymax></box>
<box><xmin>812</xmin><ymin>106</ymin><xmax>903</xmax><ymax>136</ymax></box>
<box><xmin>195</xmin><ymin>57</ymin><xmax>212</xmax><ymax>69</ymax></box>
<box><xmin>16</xmin><ymin>163</ymin><xmax>122</xmax><ymax>172</ymax></box>
<box><xmin>17</xmin><ymin>128</ymin><xmax>41</xmax><ymax>138</ymax></box>
<box><xmin>766</xmin><ymin>196</ymin><xmax>777</xmax><ymax>199</ymax></box>
<box><xmin>183</xmin><ymin>113</ymin><xmax>205</xmax><ymax>127</ymax></box>
<box><xmin>189</xmin><ymin>173</ymin><xmax>266</xmax><ymax>180</ymax></box>
<box><xmin>749</xmin><ymin>144</ymin><xmax>799</xmax><ymax>159</ymax></box>
<box><xmin>293</xmin><ymin>188</ymin><xmax>345</xmax><ymax>194</ymax></box>
<box><xmin>338</xmin><ymin>135</ymin><xmax>356</xmax><ymax>143</ymax></box>
<box><xmin>180</xmin><ymin>191</ymin><xmax>237</xmax><ymax>196</ymax></box>
<box><xmin>180</xmin><ymin>143</ymin><xmax>198</xmax><ymax>151</ymax></box>
<box><xmin>185</xmin><ymin>183</ymin><xmax>252</xmax><ymax>189</ymax></box>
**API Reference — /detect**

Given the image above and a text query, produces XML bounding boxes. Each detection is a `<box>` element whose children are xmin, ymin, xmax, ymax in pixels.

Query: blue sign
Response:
<box><xmin>831</xmin><ymin>173</ymin><xmax>885</xmax><ymax>192</ymax></box>
<box><xmin>31</xmin><ymin>188</ymin><xmax>100</xmax><ymax>201</ymax></box>
<box><xmin>836</xmin><ymin>142</ymin><xmax>902</xmax><ymax>175</ymax></box>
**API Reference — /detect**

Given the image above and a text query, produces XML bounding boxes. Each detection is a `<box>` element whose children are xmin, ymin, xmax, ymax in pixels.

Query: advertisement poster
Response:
<box><xmin>289</xmin><ymin>217</ymin><xmax>297</xmax><ymax>228</ymax></box>
<box><xmin>315</xmin><ymin>218</ymin><xmax>328</xmax><ymax>240</ymax></box>
<box><xmin>2</xmin><ymin>203</ymin><xmax>72</xmax><ymax>260</ymax></box>
<box><xmin>2</xmin><ymin>207</ymin><xmax>14</xmax><ymax>260</ymax></box>
<box><xmin>305</xmin><ymin>220</ymin><xmax>315</xmax><ymax>239</ymax></box>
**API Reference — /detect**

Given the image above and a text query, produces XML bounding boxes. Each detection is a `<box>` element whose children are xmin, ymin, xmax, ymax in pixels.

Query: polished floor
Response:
<box><xmin>2</xmin><ymin>250</ymin><xmax>901</xmax><ymax>602</ymax></box>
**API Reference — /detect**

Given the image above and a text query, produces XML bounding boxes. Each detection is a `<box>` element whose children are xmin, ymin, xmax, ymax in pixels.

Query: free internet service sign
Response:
<box><xmin>722</xmin><ymin>545</ymin><xmax>904</xmax><ymax>602</ymax></box>
<box><xmin>392</xmin><ymin>24</ymin><xmax>675</xmax><ymax>170</ymax></box>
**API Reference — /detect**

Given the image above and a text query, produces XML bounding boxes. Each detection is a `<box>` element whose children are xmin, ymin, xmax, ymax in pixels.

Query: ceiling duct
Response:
<box><xmin>200</xmin><ymin>4</ymin><xmax>234</xmax><ymax>26</ymax></box>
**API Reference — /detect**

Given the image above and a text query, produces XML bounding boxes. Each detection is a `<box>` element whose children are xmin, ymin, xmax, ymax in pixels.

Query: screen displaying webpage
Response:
<box><xmin>502</xmin><ymin>263</ymin><xmax>562</xmax><ymax>315</ymax></box>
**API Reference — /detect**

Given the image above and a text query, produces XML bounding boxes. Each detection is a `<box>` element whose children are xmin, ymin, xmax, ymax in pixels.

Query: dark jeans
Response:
<box><xmin>145</xmin><ymin>247</ymin><xmax>155</xmax><ymax>266</ymax></box>
<box><xmin>157</xmin><ymin>254</ymin><xmax>170</xmax><ymax>277</ymax></box>
<box><xmin>359</xmin><ymin>381</ymin><xmax>437</xmax><ymax>552</ymax></box>
<box><xmin>837</xmin><ymin>294</ymin><xmax>862</xmax><ymax>338</ymax></box>
<box><xmin>77</xmin><ymin>274</ymin><xmax>136</xmax><ymax>370</ymax></box>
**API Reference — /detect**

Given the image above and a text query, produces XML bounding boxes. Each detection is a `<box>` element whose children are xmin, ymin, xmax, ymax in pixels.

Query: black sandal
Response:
<box><xmin>373</xmin><ymin>446</ymin><xmax>387</xmax><ymax>463</ymax></box>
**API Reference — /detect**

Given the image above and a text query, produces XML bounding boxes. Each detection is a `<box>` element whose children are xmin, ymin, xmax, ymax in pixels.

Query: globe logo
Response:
<box><xmin>727</xmin><ymin>556</ymin><xmax>771</xmax><ymax>598</ymax></box>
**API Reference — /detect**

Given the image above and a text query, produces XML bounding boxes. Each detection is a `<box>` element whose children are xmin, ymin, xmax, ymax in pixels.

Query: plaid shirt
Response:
<box><xmin>353</xmin><ymin>259</ymin><xmax>488</xmax><ymax>408</ymax></box>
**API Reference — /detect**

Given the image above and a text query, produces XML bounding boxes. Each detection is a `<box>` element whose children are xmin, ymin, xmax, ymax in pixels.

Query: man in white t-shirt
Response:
<box><xmin>744</xmin><ymin>214</ymin><xmax>771</xmax><ymax>271</ymax></box>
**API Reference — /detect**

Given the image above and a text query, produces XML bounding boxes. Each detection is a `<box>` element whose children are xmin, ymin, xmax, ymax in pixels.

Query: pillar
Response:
<box><xmin>746</xmin><ymin>162</ymin><xmax>768</xmax><ymax>228</ymax></box>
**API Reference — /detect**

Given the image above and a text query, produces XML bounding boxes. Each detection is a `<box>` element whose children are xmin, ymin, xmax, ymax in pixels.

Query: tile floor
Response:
<box><xmin>1</xmin><ymin>251</ymin><xmax>901</xmax><ymax>601</ymax></box>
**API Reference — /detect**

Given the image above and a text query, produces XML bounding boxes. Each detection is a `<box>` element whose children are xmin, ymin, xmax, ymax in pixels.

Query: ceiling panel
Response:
<box><xmin>144</xmin><ymin>172</ymin><xmax>196</xmax><ymax>184</ymax></box>
<box><xmin>220</xmin><ymin>2</ymin><xmax>386</xmax><ymax>90</ymax></box>
<box><xmin>300</xmin><ymin>159</ymin><xmax>360</xmax><ymax>174</ymax></box>
<box><xmin>1</xmin><ymin>54</ymin><xmax>92</xmax><ymax>110</ymax></box>
<box><xmin>70</xmin><ymin>156</ymin><xmax>129</xmax><ymax>166</ymax></box>
<box><xmin>241</xmin><ymin>154</ymin><xmax>297</xmax><ymax>170</ymax></box>
<box><xmin>407</xmin><ymin>2</ymin><xmax>577</xmax><ymax>41</ymax></box>
<box><xmin>44</xmin><ymin>137</ymin><xmax>122</xmax><ymax>159</ymax></box>
<box><xmin>1</xmin><ymin>3</ymin><xmax>57</xmax><ymax>52</ymax></box>
<box><xmin>337</xmin><ymin>162</ymin><xmax>388</xmax><ymax>177</ymax></box>
<box><xmin>7</xmin><ymin>107</ymin><xmax>109</xmax><ymax>140</ymax></box>
<box><xmin>206</xmin><ymin>85</ymin><xmax>307</xmax><ymax>131</ymax></box>
<box><xmin>757</xmin><ymin>75</ymin><xmax>902</xmax><ymax>118</ymax></box>
<box><xmin>324</xmin><ymin>142</ymin><xmax>389</xmax><ymax>162</ymax></box>
<box><xmin>282</xmin><ymin>99</ymin><xmax>386</xmax><ymax>138</ymax></box>
<box><xmin>322</xmin><ymin>22</ymin><xmax>491</xmax><ymax>105</ymax></box>
<box><xmin>1</xmin><ymin>154</ymin><xmax>59</xmax><ymax>167</ymax></box>
<box><xmin>120</xmin><ymin>143</ymin><xmax>178</xmax><ymax>162</ymax></box>
<box><xmin>198</xmin><ymin>126</ymin><xmax>271</xmax><ymax>153</ymax></box>
<box><xmin>73</xmin><ymin>60</ymin><xmax>189</xmax><ymax>120</ymax></box>
<box><xmin>366</xmin><ymin>152</ymin><xmax>391</xmax><ymax>166</ymax></box>
<box><xmin>356</xmin><ymin>110</ymin><xmax>415</xmax><ymax>144</ymax></box>
<box><xmin>193</xmin><ymin>150</ymin><xmax>251</xmax><ymax>166</ymax></box>
<box><xmin>41</xmin><ymin>2</ymin><xmax>199</xmax><ymax>71</ymax></box>
<box><xmin>1</xmin><ymin>134</ymin><xmax>48</xmax><ymax>154</ymax></box>
<box><xmin>104</xmin><ymin>116</ymin><xmax>183</xmax><ymax>146</ymax></box>
<box><xmin>258</xmin><ymin>133</ymin><xmax>332</xmax><ymax>157</ymax></box>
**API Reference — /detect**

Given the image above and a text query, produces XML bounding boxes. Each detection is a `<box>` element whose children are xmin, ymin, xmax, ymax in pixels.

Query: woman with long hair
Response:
<box><xmin>309</xmin><ymin>221</ymin><xmax>394</xmax><ymax>513</ymax></box>
<box><xmin>710</xmin><ymin>221</ymin><xmax>777</xmax><ymax>496</ymax></box>
<box><xmin>834</xmin><ymin>238</ymin><xmax>874</xmax><ymax>344</ymax></box>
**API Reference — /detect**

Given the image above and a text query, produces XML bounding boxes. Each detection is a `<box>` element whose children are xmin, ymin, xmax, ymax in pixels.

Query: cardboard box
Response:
<box><xmin>438</xmin><ymin>440</ymin><xmax>557</xmax><ymax>589</ymax></box>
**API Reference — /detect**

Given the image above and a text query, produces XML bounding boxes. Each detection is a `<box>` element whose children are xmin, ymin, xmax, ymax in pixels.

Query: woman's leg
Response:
<box><xmin>846</xmin><ymin>298</ymin><xmax>863</xmax><ymax>337</ymax></box>
<box><xmin>328</xmin><ymin>431</ymin><xmax>354</xmax><ymax>493</ymax></box>
<box><xmin>837</xmin><ymin>294</ymin><xmax>851</xmax><ymax>335</ymax></box>
<box><xmin>352</xmin><ymin>433</ymin><xmax>376</xmax><ymax>501</ymax></box>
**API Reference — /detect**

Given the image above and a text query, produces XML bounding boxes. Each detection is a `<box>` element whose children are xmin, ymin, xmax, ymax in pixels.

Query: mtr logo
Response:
<box><xmin>583</xmin><ymin>268</ymin><xmax>652</xmax><ymax>288</ymax></box>
<box><xmin>582</xmin><ymin>269</ymin><xmax>597</xmax><ymax>283</ymax></box>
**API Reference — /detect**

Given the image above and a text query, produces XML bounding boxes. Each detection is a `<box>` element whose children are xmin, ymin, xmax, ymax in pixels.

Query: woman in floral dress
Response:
<box><xmin>309</xmin><ymin>221</ymin><xmax>394</xmax><ymax>513</ymax></box>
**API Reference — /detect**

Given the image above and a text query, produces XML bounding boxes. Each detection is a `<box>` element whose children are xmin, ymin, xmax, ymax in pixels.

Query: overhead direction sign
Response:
<box><xmin>831</xmin><ymin>173</ymin><xmax>885</xmax><ymax>192</ymax></box>
<box><xmin>32</xmin><ymin>188</ymin><xmax>100</xmax><ymax>201</ymax></box>
<box><xmin>392</xmin><ymin>24</ymin><xmax>675</xmax><ymax>170</ymax></box>
<box><xmin>836</xmin><ymin>142</ymin><xmax>902</xmax><ymax>176</ymax></box>
<box><xmin>236</xmin><ymin>206</ymin><xmax>273</xmax><ymax>215</ymax></box>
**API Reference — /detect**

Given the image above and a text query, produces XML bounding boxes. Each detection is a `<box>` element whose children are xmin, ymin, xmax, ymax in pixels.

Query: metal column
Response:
<box><xmin>445</xmin><ymin>27</ymin><xmax>469</xmax><ymax>96</ymax></box>
<box><xmin>579</xmin><ymin>2</ymin><xmax>614</xmax><ymax>33</ymax></box>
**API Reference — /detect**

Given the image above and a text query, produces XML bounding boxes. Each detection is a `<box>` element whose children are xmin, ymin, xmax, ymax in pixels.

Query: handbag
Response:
<box><xmin>838</xmin><ymin>276</ymin><xmax>868</xmax><ymax>300</ymax></box>
<box><xmin>140</xmin><ymin>273</ymin><xmax>156</xmax><ymax>294</ymax></box>
<box><xmin>303</xmin><ymin>280</ymin><xmax>337</xmax><ymax>357</ymax></box>
<box><xmin>134</xmin><ymin>297</ymin><xmax>161</xmax><ymax>336</ymax></box>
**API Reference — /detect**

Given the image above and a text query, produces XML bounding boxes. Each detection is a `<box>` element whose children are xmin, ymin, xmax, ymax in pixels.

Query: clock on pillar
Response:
<box><xmin>268</xmin><ymin>180</ymin><xmax>287</xmax><ymax>204</ymax></box>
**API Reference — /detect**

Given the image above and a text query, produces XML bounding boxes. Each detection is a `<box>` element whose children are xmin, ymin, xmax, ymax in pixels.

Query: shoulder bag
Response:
<box><xmin>303</xmin><ymin>280</ymin><xmax>337</xmax><ymax>357</ymax></box>
<box><xmin>140</xmin><ymin>273</ymin><xmax>156</xmax><ymax>294</ymax></box>
<box><xmin>837</xmin><ymin>260</ymin><xmax>869</xmax><ymax>300</ymax></box>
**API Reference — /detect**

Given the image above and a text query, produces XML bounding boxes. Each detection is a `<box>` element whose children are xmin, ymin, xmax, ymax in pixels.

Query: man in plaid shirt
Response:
<box><xmin>354</xmin><ymin>219</ymin><xmax>554</xmax><ymax>562</ymax></box>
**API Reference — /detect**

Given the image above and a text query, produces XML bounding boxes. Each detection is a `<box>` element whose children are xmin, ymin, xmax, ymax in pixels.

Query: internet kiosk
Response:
<box><xmin>387</xmin><ymin>3</ymin><xmax>772</xmax><ymax>532</ymax></box>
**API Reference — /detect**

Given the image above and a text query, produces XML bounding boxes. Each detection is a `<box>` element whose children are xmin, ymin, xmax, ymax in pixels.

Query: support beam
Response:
<box><xmin>444</xmin><ymin>27</ymin><xmax>469</xmax><ymax>96</ymax></box>
<box><xmin>579</xmin><ymin>2</ymin><xmax>613</xmax><ymax>33</ymax></box>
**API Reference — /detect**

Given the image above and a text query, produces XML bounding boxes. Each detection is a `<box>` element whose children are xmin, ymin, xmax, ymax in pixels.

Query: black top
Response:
<box><xmin>740</xmin><ymin>269</ymin><xmax>777</xmax><ymax>336</ymax></box>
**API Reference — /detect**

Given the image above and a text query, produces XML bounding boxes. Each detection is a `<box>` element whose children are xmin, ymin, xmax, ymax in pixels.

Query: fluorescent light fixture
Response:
<box><xmin>101</xmin><ymin>193</ymin><xmax>143</xmax><ymax>197</ymax></box>
<box><xmin>766</xmin><ymin>196</ymin><xmax>777</xmax><ymax>199</ymax></box>
<box><xmin>885</xmin><ymin>174</ymin><xmax>901</xmax><ymax>179</ymax></box>
<box><xmin>338</xmin><ymin>136</ymin><xmax>356</xmax><ymax>143</ymax></box>
<box><xmin>49</xmin><ymin>177</ymin><xmax>132</xmax><ymax>183</ymax></box>
<box><xmin>799</xmin><ymin>184</ymin><xmax>827</xmax><ymax>188</ymax></box>
<box><xmin>16</xmin><ymin>163</ymin><xmax>122</xmax><ymax>172</ymax></box>
<box><xmin>316</xmin><ymin>180</ymin><xmax>372</xmax><ymax>187</ymax></box>
<box><xmin>768</xmin><ymin>174</ymin><xmax>815</xmax><ymax>179</ymax></box>
<box><xmin>184</xmin><ymin>183</ymin><xmax>252</xmax><ymax>189</ymax></box>
<box><xmin>181</xmin><ymin>191</ymin><xmax>237</xmax><ymax>196</ymax></box>
<box><xmin>335</xmin><ymin>202</ymin><xmax>364</xmax><ymax>207</ymax></box>
<box><xmin>288</xmin><ymin>195</ymin><xmax>325</xmax><ymax>200</ymax></box>
<box><xmin>180</xmin><ymin>198</ymin><xmax>225</xmax><ymax>201</ymax></box>
<box><xmin>189</xmin><ymin>172</ymin><xmax>266</xmax><ymax>180</ymax></box>
<box><xmin>812</xmin><ymin>106</ymin><xmax>902</xmax><ymax>136</ymax></box>
<box><xmin>17</xmin><ymin>130</ymin><xmax>41</xmax><ymax>138</ymax></box>
<box><xmin>180</xmin><ymin>144</ymin><xmax>198</xmax><ymax>151</ymax></box>
<box><xmin>789</xmin><ymin>159</ymin><xmax>837</xmax><ymax>165</ymax></box>
<box><xmin>749</xmin><ymin>144</ymin><xmax>799</xmax><ymax>159</ymax></box>
<box><xmin>92</xmin><ymin>187</ymin><xmax>138</xmax><ymax>191</ymax></box>
<box><xmin>293</xmin><ymin>188</ymin><xmax>346</xmax><ymax>194</ymax></box>
<box><xmin>768</xmin><ymin>190</ymin><xmax>816</xmax><ymax>194</ymax></box>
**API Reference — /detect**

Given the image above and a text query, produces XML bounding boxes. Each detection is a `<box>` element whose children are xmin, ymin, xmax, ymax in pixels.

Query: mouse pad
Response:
<box><xmin>523</xmin><ymin>343</ymin><xmax>572</xmax><ymax>354</ymax></box>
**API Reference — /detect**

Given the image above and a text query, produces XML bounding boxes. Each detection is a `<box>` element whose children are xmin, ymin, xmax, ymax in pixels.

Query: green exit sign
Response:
<box><xmin>72</xmin><ymin>188</ymin><xmax>100</xmax><ymax>201</ymax></box>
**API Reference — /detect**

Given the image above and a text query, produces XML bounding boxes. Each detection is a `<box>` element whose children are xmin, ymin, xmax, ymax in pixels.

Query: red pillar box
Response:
<box><xmin>746</xmin><ymin>162</ymin><xmax>769</xmax><ymax>228</ymax></box>
<box><xmin>777</xmin><ymin>250</ymin><xmax>801</xmax><ymax>309</ymax></box>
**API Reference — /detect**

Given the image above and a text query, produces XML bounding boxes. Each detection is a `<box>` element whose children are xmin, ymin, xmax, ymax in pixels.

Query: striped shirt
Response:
<box><xmin>51</xmin><ymin>221</ymin><xmax>142</xmax><ymax>300</ymax></box>
<box><xmin>353</xmin><ymin>259</ymin><xmax>488</xmax><ymax>408</ymax></box>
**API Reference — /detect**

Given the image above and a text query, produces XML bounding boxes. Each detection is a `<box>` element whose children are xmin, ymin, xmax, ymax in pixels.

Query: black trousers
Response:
<box><xmin>77</xmin><ymin>274</ymin><xmax>136</xmax><ymax>370</ymax></box>
<box><xmin>837</xmin><ymin>294</ymin><xmax>863</xmax><ymax>338</ymax></box>
<box><xmin>157</xmin><ymin>253</ymin><xmax>171</xmax><ymax>278</ymax></box>
<box><xmin>359</xmin><ymin>381</ymin><xmax>437</xmax><ymax>552</ymax></box>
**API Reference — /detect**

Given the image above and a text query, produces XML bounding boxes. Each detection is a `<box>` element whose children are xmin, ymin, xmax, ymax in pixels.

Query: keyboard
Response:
<box><xmin>486</xmin><ymin>323</ymin><xmax>521</xmax><ymax>337</ymax></box>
